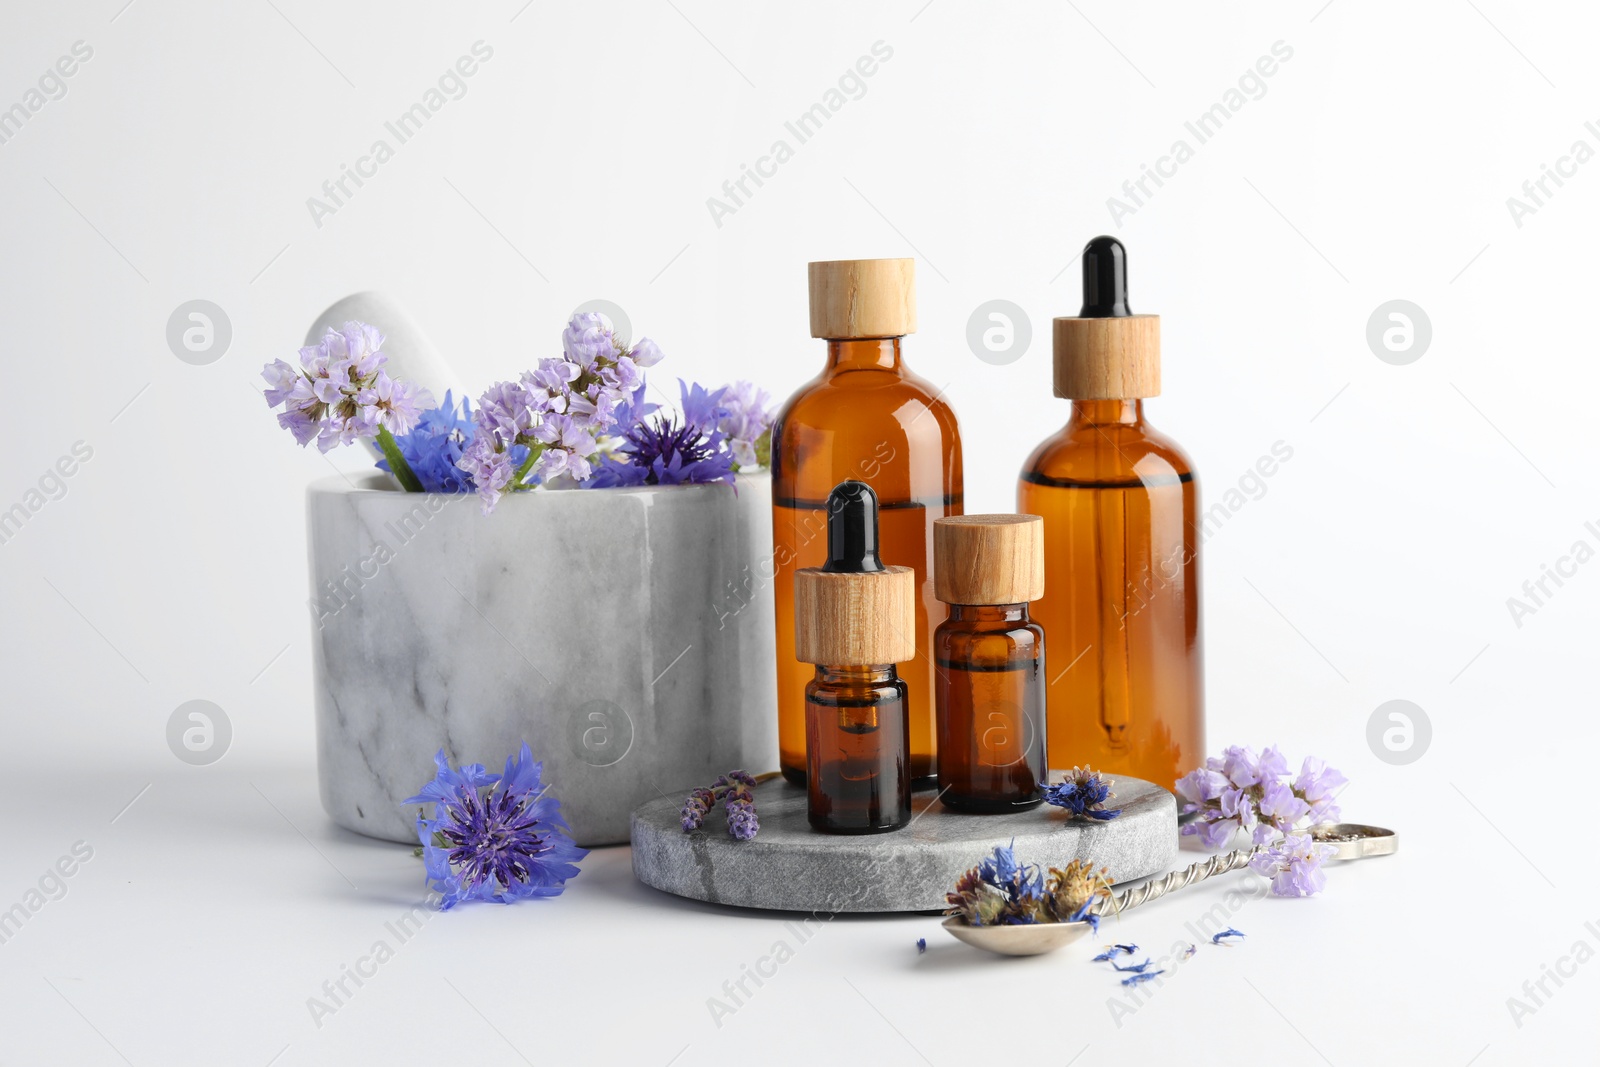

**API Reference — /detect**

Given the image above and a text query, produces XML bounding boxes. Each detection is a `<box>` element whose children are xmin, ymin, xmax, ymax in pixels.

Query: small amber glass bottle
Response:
<box><xmin>1018</xmin><ymin>237</ymin><xmax>1203</xmax><ymax>789</ymax></box>
<box><xmin>794</xmin><ymin>481</ymin><xmax>916</xmax><ymax>834</ymax></box>
<box><xmin>933</xmin><ymin>515</ymin><xmax>1049</xmax><ymax>812</ymax></box>
<box><xmin>771</xmin><ymin>258</ymin><xmax>963</xmax><ymax>789</ymax></box>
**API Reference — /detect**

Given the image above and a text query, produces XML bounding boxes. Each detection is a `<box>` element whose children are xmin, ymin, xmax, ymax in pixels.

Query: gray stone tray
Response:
<box><xmin>630</xmin><ymin>776</ymin><xmax>1178</xmax><ymax>913</ymax></box>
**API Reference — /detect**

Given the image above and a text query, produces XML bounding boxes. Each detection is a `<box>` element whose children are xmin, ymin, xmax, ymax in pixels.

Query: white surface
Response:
<box><xmin>1</xmin><ymin>0</ymin><xmax>1595</xmax><ymax>1063</ymax></box>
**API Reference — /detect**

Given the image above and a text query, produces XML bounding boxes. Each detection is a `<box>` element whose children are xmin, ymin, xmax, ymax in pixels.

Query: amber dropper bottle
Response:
<box><xmin>1017</xmin><ymin>237</ymin><xmax>1204</xmax><ymax>789</ymax></box>
<box><xmin>794</xmin><ymin>481</ymin><xmax>915</xmax><ymax>834</ymax></box>
<box><xmin>933</xmin><ymin>515</ymin><xmax>1049</xmax><ymax>813</ymax></box>
<box><xmin>771</xmin><ymin>258</ymin><xmax>963</xmax><ymax>788</ymax></box>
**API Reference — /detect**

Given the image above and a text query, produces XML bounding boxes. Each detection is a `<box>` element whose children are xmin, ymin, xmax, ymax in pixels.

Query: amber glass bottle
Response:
<box><xmin>772</xmin><ymin>259</ymin><xmax>963</xmax><ymax>787</ymax></box>
<box><xmin>795</xmin><ymin>482</ymin><xmax>915</xmax><ymax>834</ymax></box>
<box><xmin>1017</xmin><ymin>237</ymin><xmax>1203</xmax><ymax>789</ymax></box>
<box><xmin>933</xmin><ymin>515</ymin><xmax>1048</xmax><ymax>813</ymax></box>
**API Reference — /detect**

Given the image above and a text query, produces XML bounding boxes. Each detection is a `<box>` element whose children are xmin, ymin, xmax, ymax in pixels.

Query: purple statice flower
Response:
<box><xmin>377</xmin><ymin>390</ymin><xmax>477</xmax><ymax>494</ymax></box>
<box><xmin>404</xmin><ymin>744</ymin><xmax>588</xmax><ymax>909</ymax></box>
<box><xmin>714</xmin><ymin>380</ymin><xmax>774</xmax><ymax>469</ymax></box>
<box><xmin>262</xmin><ymin>321</ymin><xmax>432</xmax><ymax>453</ymax></box>
<box><xmin>679</xmin><ymin>770</ymin><xmax>762</xmax><ymax>841</ymax></box>
<box><xmin>1039</xmin><ymin>766</ymin><xmax>1122</xmax><ymax>820</ymax></box>
<box><xmin>1294</xmin><ymin>757</ymin><xmax>1347</xmax><ymax>825</ymax></box>
<box><xmin>1249</xmin><ymin>832</ymin><xmax>1337</xmax><ymax>897</ymax></box>
<box><xmin>1255</xmin><ymin>780</ymin><xmax>1312</xmax><ymax>844</ymax></box>
<box><xmin>459</xmin><ymin>314</ymin><xmax>666</xmax><ymax>512</ymax></box>
<box><xmin>1179</xmin><ymin>745</ymin><xmax>1346</xmax><ymax>858</ymax></box>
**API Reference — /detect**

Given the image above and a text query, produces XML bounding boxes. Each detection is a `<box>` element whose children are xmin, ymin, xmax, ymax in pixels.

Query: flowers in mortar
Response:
<box><xmin>943</xmin><ymin>843</ymin><xmax>1111</xmax><ymax>927</ymax></box>
<box><xmin>376</xmin><ymin>390</ymin><xmax>479</xmax><ymax>494</ymax></box>
<box><xmin>1175</xmin><ymin>745</ymin><xmax>1346</xmax><ymax>897</ymax></box>
<box><xmin>266</xmin><ymin>314</ymin><xmax>776</xmax><ymax>505</ymax></box>
<box><xmin>458</xmin><ymin>313</ymin><xmax>663</xmax><ymax>511</ymax></box>
<box><xmin>262</xmin><ymin>321</ymin><xmax>433</xmax><ymax>460</ymax></box>
<box><xmin>404</xmin><ymin>743</ymin><xmax>587</xmax><ymax>909</ymax></box>
<box><xmin>680</xmin><ymin>770</ymin><xmax>760</xmax><ymax>840</ymax></box>
<box><xmin>1039</xmin><ymin>766</ymin><xmax>1122</xmax><ymax>820</ymax></box>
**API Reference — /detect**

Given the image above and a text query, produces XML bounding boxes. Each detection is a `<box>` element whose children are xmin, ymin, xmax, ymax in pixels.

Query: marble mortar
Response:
<box><xmin>308</xmin><ymin>472</ymin><xmax>778</xmax><ymax>847</ymax></box>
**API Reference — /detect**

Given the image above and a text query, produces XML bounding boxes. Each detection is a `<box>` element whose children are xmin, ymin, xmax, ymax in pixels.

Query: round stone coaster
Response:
<box><xmin>630</xmin><ymin>776</ymin><xmax>1178</xmax><ymax>913</ymax></box>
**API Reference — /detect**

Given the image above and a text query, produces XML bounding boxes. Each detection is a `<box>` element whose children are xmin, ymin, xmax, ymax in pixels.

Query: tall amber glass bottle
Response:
<box><xmin>1017</xmin><ymin>237</ymin><xmax>1203</xmax><ymax>789</ymax></box>
<box><xmin>771</xmin><ymin>259</ymin><xmax>963</xmax><ymax>787</ymax></box>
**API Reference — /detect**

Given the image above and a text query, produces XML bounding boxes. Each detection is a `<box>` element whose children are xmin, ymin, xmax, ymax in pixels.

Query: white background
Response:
<box><xmin>2</xmin><ymin>0</ymin><xmax>1596</xmax><ymax>1063</ymax></box>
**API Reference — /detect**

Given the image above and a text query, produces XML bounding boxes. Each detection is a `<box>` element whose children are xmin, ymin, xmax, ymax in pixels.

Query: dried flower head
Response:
<box><xmin>945</xmin><ymin>843</ymin><xmax>1048</xmax><ymax>926</ymax></box>
<box><xmin>1043</xmin><ymin>857</ymin><xmax>1113</xmax><ymax>922</ymax></box>
<box><xmin>1039</xmin><ymin>766</ymin><xmax>1122</xmax><ymax>821</ymax></box>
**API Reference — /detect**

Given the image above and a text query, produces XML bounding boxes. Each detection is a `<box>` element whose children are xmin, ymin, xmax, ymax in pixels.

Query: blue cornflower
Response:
<box><xmin>405</xmin><ymin>744</ymin><xmax>588</xmax><ymax>909</ymax></box>
<box><xmin>1121</xmin><ymin>970</ymin><xmax>1163</xmax><ymax>987</ymax></box>
<box><xmin>916</xmin><ymin>938</ymin><xmax>927</xmax><ymax>954</ymax></box>
<box><xmin>377</xmin><ymin>390</ymin><xmax>478</xmax><ymax>493</ymax></box>
<box><xmin>1113</xmin><ymin>958</ymin><xmax>1156</xmax><ymax>973</ymax></box>
<box><xmin>587</xmin><ymin>380</ymin><xmax>736</xmax><ymax>488</ymax></box>
<box><xmin>1039</xmin><ymin>766</ymin><xmax>1122</xmax><ymax>820</ymax></box>
<box><xmin>1211</xmin><ymin>928</ymin><xmax>1246</xmax><ymax>945</ymax></box>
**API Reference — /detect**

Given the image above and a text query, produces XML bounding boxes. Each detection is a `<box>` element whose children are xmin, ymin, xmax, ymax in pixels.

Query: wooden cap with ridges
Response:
<box><xmin>934</xmin><ymin>515</ymin><xmax>1045</xmax><ymax>605</ymax></box>
<box><xmin>808</xmin><ymin>258</ymin><xmax>917</xmax><ymax>339</ymax></box>
<box><xmin>1052</xmin><ymin>315</ymin><xmax>1160</xmax><ymax>399</ymax></box>
<box><xmin>793</xmin><ymin>566</ymin><xmax>916</xmax><ymax>665</ymax></box>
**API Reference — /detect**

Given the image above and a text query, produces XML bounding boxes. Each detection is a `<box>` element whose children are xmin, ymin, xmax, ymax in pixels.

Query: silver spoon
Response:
<box><xmin>942</xmin><ymin>823</ymin><xmax>1397</xmax><ymax>957</ymax></box>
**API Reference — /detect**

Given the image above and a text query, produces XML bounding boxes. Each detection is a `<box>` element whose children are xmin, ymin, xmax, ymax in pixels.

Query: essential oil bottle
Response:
<box><xmin>1018</xmin><ymin>237</ymin><xmax>1204</xmax><ymax>789</ymax></box>
<box><xmin>933</xmin><ymin>515</ymin><xmax>1048</xmax><ymax>812</ymax></box>
<box><xmin>771</xmin><ymin>258</ymin><xmax>964</xmax><ymax>788</ymax></box>
<box><xmin>794</xmin><ymin>481</ymin><xmax>915</xmax><ymax>834</ymax></box>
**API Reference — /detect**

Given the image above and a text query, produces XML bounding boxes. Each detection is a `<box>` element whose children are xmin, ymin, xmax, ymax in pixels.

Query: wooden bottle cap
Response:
<box><xmin>934</xmin><ymin>514</ymin><xmax>1045</xmax><ymax>605</ymax></box>
<box><xmin>1052</xmin><ymin>315</ymin><xmax>1160</xmax><ymax>399</ymax></box>
<box><xmin>807</xmin><ymin>258</ymin><xmax>917</xmax><ymax>339</ymax></box>
<box><xmin>793</xmin><ymin>566</ymin><xmax>916</xmax><ymax>665</ymax></box>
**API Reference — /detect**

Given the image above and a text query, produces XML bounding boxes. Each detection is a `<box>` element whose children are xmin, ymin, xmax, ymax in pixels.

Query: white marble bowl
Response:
<box><xmin>306</xmin><ymin>472</ymin><xmax>778</xmax><ymax>847</ymax></box>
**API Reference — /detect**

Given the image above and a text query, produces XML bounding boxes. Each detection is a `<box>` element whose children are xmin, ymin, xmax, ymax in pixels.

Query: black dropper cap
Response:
<box><xmin>821</xmin><ymin>481</ymin><xmax>886</xmax><ymax>573</ymax></box>
<box><xmin>1080</xmin><ymin>236</ymin><xmax>1131</xmax><ymax>318</ymax></box>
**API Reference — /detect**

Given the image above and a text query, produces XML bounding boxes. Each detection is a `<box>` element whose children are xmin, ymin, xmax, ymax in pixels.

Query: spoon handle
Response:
<box><xmin>1097</xmin><ymin>847</ymin><xmax>1257</xmax><ymax>916</ymax></box>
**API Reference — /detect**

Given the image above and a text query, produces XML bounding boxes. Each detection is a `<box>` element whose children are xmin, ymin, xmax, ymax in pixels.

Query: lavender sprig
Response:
<box><xmin>680</xmin><ymin>770</ymin><xmax>762</xmax><ymax>841</ymax></box>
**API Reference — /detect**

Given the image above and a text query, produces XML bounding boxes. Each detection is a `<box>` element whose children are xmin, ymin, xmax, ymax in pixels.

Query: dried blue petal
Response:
<box><xmin>1120</xmin><ymin>970</ymin><xmax>1164</xmax><ymax>987</ymax></box>
<box><xmin>916</xmin><ymin>938</ymin><xmax>926</xmax><ymax>954</ymax></box>
<box><xmin>1092</xmin><ymin>943</ymin><xmax>1138</xmax><ymax>962</ymax></box>
<box><xmin>1112</xmin><ymin>958</ymin><xmax>1155</xmax><ymax>973</ymax></box>
<box><xmin>1211</xmin><ymin>927</ymin><xmax>1246</xmax><ymax>944</ymax></box>
<box><xmin>1181</xmin><ymin>943</ymin><xmax>1197</xmax><ymax>959</ymax></box>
